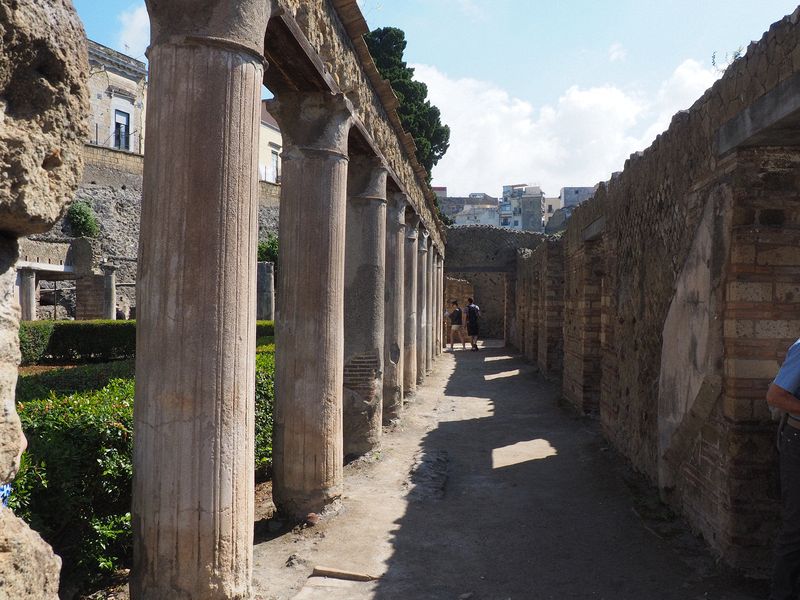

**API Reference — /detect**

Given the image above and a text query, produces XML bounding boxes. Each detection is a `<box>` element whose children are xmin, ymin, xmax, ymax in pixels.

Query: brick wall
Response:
<box><xmin>75</xmin><ymin>274</ymin><xmax>105</xmax><ymax>320</ymax></box>
<box><xmin>496</xmin><ymin>8</ymin><xmax>800</xmax><ymax>575</ymax></box>
<box><xmin>535</xmin><ymin>240</ymin><xmax>564</xmax><ymax>378</ymax></box>
<box><xmin>84</xmin><ymin>144</ymin><xmax>144</xmax><ymax>175</ymax></box>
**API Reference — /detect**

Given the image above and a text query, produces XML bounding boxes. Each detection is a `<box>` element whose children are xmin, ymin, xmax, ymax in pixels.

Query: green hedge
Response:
<box><xmin>19</xmin><ymin>321</ymin><xmax>136</xmax><ymax>366</ymax></box>
<box><xmin>12</xmin><ymin>379</ymin><xmax>135</xmax><ymax>591</ymax></box>
<box><xmin>11</xmin><ymin>343</ymin><xmax>276</xmax><ymax>593</ymax></box>
<box><xmin>256</xmin><ymin>320</ymin><xmax>274</xmax><ymax>338</ymax></box>
<box><xmin>19</xmin><ymin>321</ymin><xmax>55</xmax><ymax>366</ymax></box>
<box><xmin>19</xmin><ymin>320</ymin><xmax>275</xmax><ymax>366</ymax></box>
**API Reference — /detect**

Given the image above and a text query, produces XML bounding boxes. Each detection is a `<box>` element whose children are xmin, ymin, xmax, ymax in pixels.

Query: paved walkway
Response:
<box><xmin>252</xmin><ymin>343</ymin><xmax>768</xmax><ymax>600</ymax></box>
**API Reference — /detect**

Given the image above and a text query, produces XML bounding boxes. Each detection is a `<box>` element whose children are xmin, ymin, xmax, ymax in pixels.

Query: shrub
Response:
<box><xmin>11</xmin><ymin>336</ymin><xmax>276</xmax><ymax>592</ymax></box>
<box><xmin>19</xmin><ymin>321</ymin><xmax>55</xmax><ymax>365</ymax></box>
<box><xmin>11</xmin><ymin>379</ymin><xmax>135</xmax><ymax>592</ymax></box>
<box><xmin>256</xmin><ymin>320</ymin><xmax>274</xmax><ymax>338</ymax></box>
<box><xmin>66</xmin><ymin>200</ymin><xmax>100</xmax><ymax>238</ymax></box>
<box><xmin>16</xmin><ymin>360</ymin><xmax>135</xmax><ymax>403</ymax></box>
<box><xmin>19</xmin><ymin>320</ymin><xmax>136</xmax><ymax>365</ymax></box>
<box><xmin>257</xmin><ymin>233</ymin><xmax>279</xmax><ymax>264</ymax></box>
<box><xmin>254</xmin><ymin>349</ymin><xmax>275</xmax><ymax>478</ymax></box>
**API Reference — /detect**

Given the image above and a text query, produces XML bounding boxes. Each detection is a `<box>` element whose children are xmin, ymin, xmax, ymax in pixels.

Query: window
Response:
<box><xmin>114</xmin><ymin>110</ymin><xmax>130</xmax><ymax>151</ymax></box>
<box><xmin>548</xmin><ymin>204</ymin><xmax>553</xmax><ymax>213</ymax></box>
<box><xmin>513</xmin><ymin>220</ymin><xmax>519</xmax><ymax>226</ymax></box>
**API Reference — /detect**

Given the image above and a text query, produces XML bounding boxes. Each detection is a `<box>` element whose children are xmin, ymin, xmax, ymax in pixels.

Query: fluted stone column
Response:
<box><xmin>270</xmin><ymin>91</ymin><xmax>353</xmax><ymax>518</ymax></box>
<box><xmin>257</xmin><ymin>262</ymin><xmax>275</xmax><ymax>320</ymax></box>
<box><xmin>440</xmin><ymin>257</ymin><xmax>446</xmax><ymax>354</ymax></box>
<box><xmin>102</xmin><ymin>265</ymin><xmax>116</xmax><ymax>320</ymax></box>
<box><xmin>343</xmin><ymin>155</ymin><xmax>387</xmax><ymax>460</ymax></box>
<box><xmin>383</xmin><ymin>193</ymin><xmax>406</xmax><ymax>422</ymax></box>
<box><xmin>403</xmin><ymin>214</ymin><xmax>419</xmax><ymax>396</ymax></box>
<box><xmin>132</xmin><ymin>3</ymin><xmax>269</xmax><ymax>597</ymax></box>
<box><xmin>426</xmin><ymin>238</ymin><xmax>434</xmax><ymax>373</ymax></box>
<box><xmin>19</xmin><ymin>269</ymin><xmax>35</xmax><ymax>321</ymax></box>
<box><xmin>438</xmin><ymin>256</ymin><xmax>444</xmax><ymax>355</ymax></box>
<box><xmin>434</xmin><ymin>254</ymin><xmax>441</xmax><ymax>356</ymax></box>
<box><xmin>417</xmin><ymin>228</ymin><xmax>429</xmax><ymax>384</ymax></box>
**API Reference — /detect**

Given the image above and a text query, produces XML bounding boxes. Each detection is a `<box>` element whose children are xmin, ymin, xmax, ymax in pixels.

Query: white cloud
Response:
<box><xmin>117</xmin><ymin>4</ymin><xmax>149</xmax><ymax>60</ymax></box>
<box><xmin>414</xmin><ymin>59</ymin><xmax>718</xmax><ymax>197</ymax></box>
<box><xmin>608</xmin><ymin>42</ymin><xmax>627</xmax><ymax>63</ymax></box>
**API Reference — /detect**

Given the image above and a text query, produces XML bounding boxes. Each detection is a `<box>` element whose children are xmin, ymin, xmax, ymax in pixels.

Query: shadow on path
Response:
<box><xmin>373</xmin><ymin>343</ymin><xmax>767</xmax><ymax>600</ymax></box>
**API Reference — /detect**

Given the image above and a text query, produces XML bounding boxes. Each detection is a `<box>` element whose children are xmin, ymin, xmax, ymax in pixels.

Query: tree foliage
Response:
<box><xmin>67</xmin><ymin>200</ymin><xmax>100</xmax><ymax>238</ymax></box>
<box><xmin>365</xmin><ymin>27</ymin><xmax>450</xmax><ymax>176</ymax></box>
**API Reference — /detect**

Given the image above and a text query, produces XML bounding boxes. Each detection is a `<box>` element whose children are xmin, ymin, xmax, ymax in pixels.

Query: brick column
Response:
<box><xmin>403</xmin><ymin>214</ymin><xmax>420</xmax><ymax>396</ymax></box>
<box><xmin>19</xmin><ymin>269</ymin><xmax>35</xmax><ymax>321</ymax></box>
<box><xmin>270</xmin><ymin>91</ymin><xmax>353</xmax><ymax>518</ymax></box>
<box><xmin>383</xmin><ymin>193</ymin><xmax>406</xmax><ymax>422</ymax></box>
<box><xmin>132</xmin><ymin>3</ymin><xmax>269</xmax><ymax>596</ymax></box>
<box><xmin>343</xmin><ymin>155</ymin><xmax>387</xmax><ymax>460</ymax></box>
<box><xmin>417</xmin><ymin>228</ymin><xmax>429</xmax><ymax>384</ymax></box>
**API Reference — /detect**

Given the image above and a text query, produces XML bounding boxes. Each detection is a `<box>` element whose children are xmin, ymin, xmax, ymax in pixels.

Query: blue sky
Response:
<box><xmin>74</xmin><ymin>0</ymin><xmax>800</xmax><ymax>196</ymax></box>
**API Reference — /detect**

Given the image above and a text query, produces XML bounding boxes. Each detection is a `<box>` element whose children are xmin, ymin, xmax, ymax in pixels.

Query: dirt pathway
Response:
<box><xmin>252</xmin><ymin>343</ymin><xmax>768</xmax><ymax>600</ymax></box>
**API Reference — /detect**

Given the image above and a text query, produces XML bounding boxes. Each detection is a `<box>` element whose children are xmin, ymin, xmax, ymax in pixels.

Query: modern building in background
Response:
<box><xmin>499</xmin><ymin>184</ymin><xmax>545</xmax><ymax>231</ymax></box>
<box><xmin>258</xmin><ymin>101</ymin><xmax>283</xmax><ymax>183</ymax></box>
<box><xmin>87</xmin><ymin>41</ymin><xmax>283</xmax><ymax>181</ymax></box>
<box><xmin>87</xmin><ymin>40</ymin><xmax>147</xmax><ymax>154</ymax></box>
<box><xmin>560</xmin><ymin>187</ymin><xmax>595</xmax><ymax>208</ymax></box>
<box><xmin>543</xmin><ymin>195</ymin><xmax>563</xmax><ymax>227</ymax></box>
<box><xmin>438</xmin><ymin>183</ymin><xmax>594</xmax><ymax>232</ymax></box>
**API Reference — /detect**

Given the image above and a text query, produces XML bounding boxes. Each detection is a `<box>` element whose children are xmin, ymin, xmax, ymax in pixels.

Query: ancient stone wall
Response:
<box><xmin>502</xmin><ymin>7</ymin><xmax>800</xmax><ymax>574</ymax></box>
<box><xmin>84</xmin><ymin>143</ymin><xmax>143</xmax><ymax>175</ymax></box>
<box><xmin>534</xmin><ymin>240</ymin><xmax>564</xmax><ymax>378</ymax></box>
<box><xmin>30</xmin><ymin>146</ymin><xmax>281</xmax><ymax>318</ymax></box>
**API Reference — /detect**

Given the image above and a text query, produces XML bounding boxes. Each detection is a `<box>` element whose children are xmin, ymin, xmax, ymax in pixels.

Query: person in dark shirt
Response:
<box><xmin>447</xmin><ymin>301</ymin><xmax>466</xmax><ymax>351</ymax></box>
<box><xmin>466</xmin><ymin>297</ymin><xmax>481</xmax><ymax>351</ymax></box>
<box><xmin>768</xmin><ymin>339</ymin><xmax>800</xmax><ymax>600</ymax></box>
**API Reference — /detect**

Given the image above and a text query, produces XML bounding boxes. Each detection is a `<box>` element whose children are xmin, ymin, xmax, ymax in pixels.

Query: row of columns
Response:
<box><xmin>131</xmin><ymin>8</ymin><xmax>445</xmax><ymax>596</ymax></box>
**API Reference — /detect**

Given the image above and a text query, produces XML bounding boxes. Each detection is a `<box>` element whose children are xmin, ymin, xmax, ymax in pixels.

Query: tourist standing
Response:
<box><xmin>466</xmin><ymin>297</ymin><xmax>481</xmax><ymax>351</ymax></box>
<box><xmin>767</xmin><ymin>338</ymin><xmax>800</xmax><ymax>600</ymax></box>
<box><xmin>447</xmin><ymin>301</ymin><xmax>466</xmax><ymax>351</ymax></box>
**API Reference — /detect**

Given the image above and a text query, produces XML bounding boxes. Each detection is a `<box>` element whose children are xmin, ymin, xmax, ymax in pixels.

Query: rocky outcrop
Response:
<box><xmin>0</xmin><ymin>0</ymin><xmax>89</xmax><ymax>595</ymax></box>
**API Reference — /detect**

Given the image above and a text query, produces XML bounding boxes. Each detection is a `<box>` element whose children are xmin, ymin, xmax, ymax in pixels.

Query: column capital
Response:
<box><xmin>388</xmin><ymin>192</ymin><xmax>408</xmax><ymax>226</ymax></box>
<box><xmin>348</xmin><ymin>155</ymin><xmax>388</xmax><ymax>203</ymax></box>
<box><xmin>146</xmin><ymin>0</ymin><xmax>272</xmax><ymax>61</ymax></box>
<box><xmin>419</xmin><ymin>229</ymin><xmax>429</xmax><ymax>253</ymax></box>
<box><xmin>269</xmin><ymin>92</ymin><xmax>354</xmax><ymax>159</ymax></box>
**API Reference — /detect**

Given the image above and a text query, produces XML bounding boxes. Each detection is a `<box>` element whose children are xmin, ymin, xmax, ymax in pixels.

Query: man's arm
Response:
<box><xmin>767</xmin><ymin>383</ymin><xmax>800</xmax><ymax>414</ymax></box>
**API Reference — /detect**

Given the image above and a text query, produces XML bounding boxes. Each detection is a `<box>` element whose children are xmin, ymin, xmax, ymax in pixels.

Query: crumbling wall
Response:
<box><xmin>501</xmin><ymin>7</ymin><xmax>800</xmax><ymax>574</ymax></box>
<box><xmin>534</xmin><ymin>240</ymin><xmax>564</xmax><ymax>378</ymax></box>
<box><xmin>0</xmin><ymin>0</ymin><xmax>89</xmax><ymax>595</ymax></box>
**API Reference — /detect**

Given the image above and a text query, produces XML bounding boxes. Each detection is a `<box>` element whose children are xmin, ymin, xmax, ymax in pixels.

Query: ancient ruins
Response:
<box><xmin>3</xmin><ymin>0</ymin><xmax>800</xmax><ymax>597</ymax></box>
<box><xmin>0</xmin><ymin>0</ymin><xmax>89</xmax><ymax>596</ymax></box>
<box><xmin>500</xmin><ymin>9</ymin><xmax>800</xmax><ymax>574</ymax></box>
<box><xmin>132</xmin><ymin>0</ymin><xmax>445</xmax><ymax>597</ymax></box>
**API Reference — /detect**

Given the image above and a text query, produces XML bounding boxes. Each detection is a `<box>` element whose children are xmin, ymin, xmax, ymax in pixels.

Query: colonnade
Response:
<box><xmin>131</xmin><ymin>3</ymin><xmax>445</xmax><ymax>597</ymax></box>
